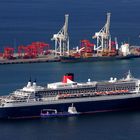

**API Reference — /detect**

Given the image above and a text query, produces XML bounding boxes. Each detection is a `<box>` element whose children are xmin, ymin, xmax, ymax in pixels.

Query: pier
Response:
<box><xmin>0</xmin><ymin>55</ymin><xmax>60</xmax><ymax>65</ymax></box>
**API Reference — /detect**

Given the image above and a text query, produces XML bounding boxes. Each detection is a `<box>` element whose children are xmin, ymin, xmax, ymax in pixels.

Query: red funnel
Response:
<box><xmin>62</xmin><ymin>73</ymin><xmax>74</xmax><ymax>83</ymax></box>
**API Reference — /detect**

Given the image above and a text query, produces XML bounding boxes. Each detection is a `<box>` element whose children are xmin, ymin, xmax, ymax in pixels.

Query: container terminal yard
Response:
<box><xmin>0</xmin><ymin>42</ymin><xmax>60</xmax><ymax>65</ymax></box>
<box><xmin>0</xmin><ymin>13</ymin><xmax>140</xmax><ymax>64</ymax></box>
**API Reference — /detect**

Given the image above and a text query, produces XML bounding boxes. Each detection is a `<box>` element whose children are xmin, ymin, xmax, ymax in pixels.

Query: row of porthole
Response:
<box><xmin>97</xmin><ymin>86</ymin><xmax>135</xmax><ymax>91</ymax></box>
<box><xmin>36</xmin><ymin>86</ymin><xmax>135</xmax><ymax>96</ymax></box>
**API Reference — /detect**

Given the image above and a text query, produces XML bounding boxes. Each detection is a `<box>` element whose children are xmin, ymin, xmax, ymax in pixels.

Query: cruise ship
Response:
<box><xmin>0</xmin><ymin>71</ymin><xmax>140</xmax><ymax>119</ymax></box>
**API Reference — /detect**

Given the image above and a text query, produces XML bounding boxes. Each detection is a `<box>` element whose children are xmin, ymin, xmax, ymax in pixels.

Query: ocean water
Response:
<box><xmin>0</xmin><ymin>0</ymin><xmax>140</xmax><ymax>140</ymax></box>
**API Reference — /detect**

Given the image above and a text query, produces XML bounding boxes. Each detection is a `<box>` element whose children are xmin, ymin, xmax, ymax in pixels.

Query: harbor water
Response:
<box><xmin>0</xmin><ymin>0</ymin><xmax>140</xmax><ymax>140</ymax></box>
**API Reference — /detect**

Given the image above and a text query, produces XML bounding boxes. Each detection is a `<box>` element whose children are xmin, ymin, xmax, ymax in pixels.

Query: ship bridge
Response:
<box><xmin>0</xmin><ymin>80</ymin><xmax>45</xmax><ymax>107</ymax></box>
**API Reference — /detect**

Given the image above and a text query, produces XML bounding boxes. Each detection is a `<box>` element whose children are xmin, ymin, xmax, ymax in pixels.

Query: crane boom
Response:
<box><xmin>52</xmin><ymin>14</ymin><xmax>69</xmax><ymax>56</ymax></box>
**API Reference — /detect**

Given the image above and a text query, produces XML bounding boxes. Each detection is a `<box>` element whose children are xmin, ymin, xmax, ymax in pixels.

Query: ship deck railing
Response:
<box><xmin>3</xmin><ymin>91</ymin><xmax>140</xmax><ymax>108</ymax></box>
<box><xmin>30</xmin><ymin>92</ymin><xmax>140</xmax><ymax>105</ymax></box>
<box><xmin>57</xmin><ymin>89</ymin><xmax>132</xmax><ymax>99</ymax></box>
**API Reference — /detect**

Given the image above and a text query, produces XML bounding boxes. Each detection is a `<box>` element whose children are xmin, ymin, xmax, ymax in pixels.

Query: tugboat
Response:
<box><xmin>40</xmin><ymin>103</ymin><xmax>79</xmax><ymax>118</ymax></box>
<box><xmin>68</xmin><ymin>103</ymin><xmax>79</xmax><ymax>115</ymax></box>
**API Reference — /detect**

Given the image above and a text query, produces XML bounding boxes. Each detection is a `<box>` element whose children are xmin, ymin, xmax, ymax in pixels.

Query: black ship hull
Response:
<box><xmin>60</xmin><ymin>54</ymin><xmax>140</xmax><ymax>63</ymax></box>
<box><xmin>1</xmin><ymin>95</ymin><xmax>140</xmax><ymax>119</ymax></box>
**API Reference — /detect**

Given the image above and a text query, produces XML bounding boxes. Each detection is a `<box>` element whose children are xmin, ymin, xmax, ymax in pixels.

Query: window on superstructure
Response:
<box><xmin>109</xmin><ymin>88</ymin><xmax>112</xmax><ymax>91</ymax></box>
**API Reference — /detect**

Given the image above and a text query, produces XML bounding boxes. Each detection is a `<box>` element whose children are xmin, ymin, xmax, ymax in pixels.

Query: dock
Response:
<box><xmin>0</xmin><ymin>55</ymin><xmax>60</xmax><ymax>65</ymax></box>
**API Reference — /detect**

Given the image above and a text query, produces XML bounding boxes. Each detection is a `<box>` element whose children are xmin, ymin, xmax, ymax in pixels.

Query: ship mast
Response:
<box><xmin>93</xmin><ymin>13</ymin><xmax>111</xmax><ymax>51</ymax></box>
<box><xmin>51</xmin><ymin>14</ymin><xmax>69</xmax><ymax>56</ymax></box>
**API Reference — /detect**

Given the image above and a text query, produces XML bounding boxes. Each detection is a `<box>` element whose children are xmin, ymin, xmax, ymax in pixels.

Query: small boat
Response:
<box><xmin>40</xmin><ymin>104</ymin><xmax>79</xmax><ymax>118</ymax></box>
<box><xmin>68</xmin><ymin>103</ymin><xmax>79</xmax><ymax>115</ymax></box>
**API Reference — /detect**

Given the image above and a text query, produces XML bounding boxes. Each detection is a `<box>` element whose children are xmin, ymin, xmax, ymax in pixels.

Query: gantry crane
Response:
<box><xmin>92</xmin><ymin>13</ymin><xmax>111</xmax><ymax>51</ymax></box>
<box><xmin>51</xmin><ymin>14</ymin><xmax>69</xmax><ymax>56</ymax></box>
<box><xmin>3</xmin><ymin>47</ymin><xmax>14</xmax><ymax>59</ymax></box>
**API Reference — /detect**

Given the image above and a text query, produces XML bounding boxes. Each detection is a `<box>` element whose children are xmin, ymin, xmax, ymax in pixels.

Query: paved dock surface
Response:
<box><xmin>0</xmin><ymin>55</ymin><xmax>60</xmax><ymax>65</ymax></box>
